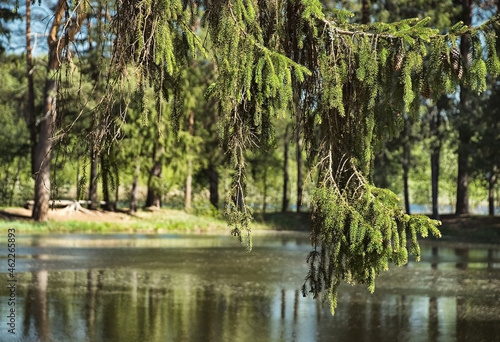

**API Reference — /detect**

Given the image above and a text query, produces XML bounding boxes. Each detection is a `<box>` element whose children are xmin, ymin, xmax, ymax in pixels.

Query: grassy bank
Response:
<box><xmin>1</xmin><ymin>207</ymin><xmax>500</xmax><ymax>243</ymax></box>
<box><xmin>0</xmin><ymin>207</ymin><xmax>309</xmax><ymax>234</ymax></box>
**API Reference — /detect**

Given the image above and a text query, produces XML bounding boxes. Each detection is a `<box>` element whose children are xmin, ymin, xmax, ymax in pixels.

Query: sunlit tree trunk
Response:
<box><xmin>32</xmin><ymin>0</ymin><xmax>86</xmax><ymax>221</ymax></box>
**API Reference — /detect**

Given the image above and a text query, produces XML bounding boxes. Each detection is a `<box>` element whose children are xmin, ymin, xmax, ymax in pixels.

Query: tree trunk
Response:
<box><xmin>146</xmin><ymin>143</ymin><xmax>163</xmax><ymax>208</ymax></box>
<box><xmin>185</xmin><ymin>160</ymin><xmax>192</xmax><ymax>210</ymax></box>
<box><xmin>88</xmin><ymin>147</ymin><xmax>99</xmax><ymax>210</ymax></box>
<box><xmin>114</xmin><ymin>162</ymin><xmax>119</xmax><ymax>208</ymax></box>
<box><xmin>361</xmin><ymin>0</ymin><xmax>371</xmax><ymax>25</ymax></box>
<box><xmin>26</xmin><ymin>0</ymin><xmax>37</xmax><ymax>178</ymax></box>
<box><xmin>262</xmin><ymin>167</ymin><xmax>268</xmax><ymax>213</ymax></box>
<box><xmin>208</xmin><ymin>165</ymin><xmax>219</xmax><ymax>209</ymax></box>
<box><xmin>402</xmin><ymin>155</ymin><xmax>410</xmax><ymax>215</ymax></box>
<box><xmin>430</xmin><ymin>108</ymin><xmax>442</xmax><ymax>220</ymax></box>
<box><xmin>456</xmin><ymin>0</ymin><xmax>473</xmax><ymax>216</ymax></box>
<box><xmin>101</xmin><ymin>154</ymin><xmax>113</xmax><ymax>211</ymax></box>
<box><xmin>402</xmin><ymin>119</ymin><xmax>411</xmax><ymax>215</ymax></box>
<box><xmin>185</xmin><ymin>110</ymin><xmax>195</xmax><ymax>211</ymax></box>
<box><xmin>32</xmin><ymin>0</ymin><xmax>86</xmax><ymax>221</ymax></box>
<box><xmin>488</xmin><ymin>170</ymin><xmax>497</xmax><ymax>216</ymax></box>
<box><xmin>282</xmin><ymin>125</ymin><xmax>290</xmax><ymax>212</ymax></box>
<box><xmin>296</xmin><ymin>108</ymin><xmax>304</xmax><ymax>213</ymax></box>
<box><xmin>430</xmin><ymin>148</ymin><xmax>440</xmax><ymax>219</ymax></box>
<box><xmin>32</xmin><ymin>78</ymin><xmax>57</xmax><ymax>221</ymax></box>
<box><xmin>130</xmin><ymin>158</ymin><xmax>140</xmax><ymax>213</ymax></box>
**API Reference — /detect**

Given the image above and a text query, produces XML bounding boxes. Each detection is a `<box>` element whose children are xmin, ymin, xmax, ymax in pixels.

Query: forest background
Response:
<box><xmin>0</xmin><ymin>0</ymin><xmax>499</xmax><ymax>224</ymax></box>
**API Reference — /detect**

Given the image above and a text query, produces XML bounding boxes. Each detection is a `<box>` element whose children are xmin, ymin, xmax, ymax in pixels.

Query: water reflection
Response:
<box><xmin>0</xmin><ymin>234</ymin><xmax>499</xmax><ymax>341</ymax></box>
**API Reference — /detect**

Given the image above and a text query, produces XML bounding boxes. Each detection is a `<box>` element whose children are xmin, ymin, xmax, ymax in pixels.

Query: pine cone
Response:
<box><xmin>394</xmin><ymin>48</ymin><xmax>404</xmax><ymax>71</ymax></box>
<box><xmin>450</xmin><ymin>47</ymin><xmax>462</xmax><ymax>79</ymax></box>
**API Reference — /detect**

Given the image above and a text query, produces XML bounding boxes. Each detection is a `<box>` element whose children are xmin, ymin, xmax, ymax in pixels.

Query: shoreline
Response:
<box><xmin>1</xmin><ymin>207</ymin><xmax>500</xmax><ymax>244</ymax></box>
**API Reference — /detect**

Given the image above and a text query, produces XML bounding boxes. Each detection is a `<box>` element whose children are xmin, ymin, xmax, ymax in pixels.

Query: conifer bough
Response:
<box><xmin>112</xmin><ymin>0</ymin><xmax>500</xmax><ymax>314</ymax></box>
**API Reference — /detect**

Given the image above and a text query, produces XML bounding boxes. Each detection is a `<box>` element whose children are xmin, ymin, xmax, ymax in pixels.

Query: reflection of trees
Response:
<box><xmin>86</xmin><ymin>269</ymin><xmax>97</xmax><ymax>340</ymax></box>
<box><xmin>15</xmin><ymin>243</ymin><xmax>499</xmax><ymax>342</ymax></box>
<box><xmin>428</xmin><ymin>297</ymin><xmax>438</xmax><ymax>342</ymax></box>
<box><xmin>24</xmin><ymin>240</ymin><xmax>50</xmax><ymax>341</ymax></box>
<box><xmin>455</xmin><ymin>248</ymin><xmax>469</xmax><ymax>269</ymax></box>
<box><xmin>32</xmin><ymin>270</ymin><xmax>50</xmax><ymax>341</ymax></box>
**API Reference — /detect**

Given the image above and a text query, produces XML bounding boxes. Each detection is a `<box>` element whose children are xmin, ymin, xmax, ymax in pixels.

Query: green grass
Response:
<box><xmin>0</xmin><ymin>208</ymin><xmax>287</xmax><ymax>234</ymax></box>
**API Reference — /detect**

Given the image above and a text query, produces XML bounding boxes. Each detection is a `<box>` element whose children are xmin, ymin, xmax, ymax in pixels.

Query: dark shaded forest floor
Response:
<box><xmin>1</xmin><ymin>207</ymin><xmax>500</xmax><ymax>244</ymax></box>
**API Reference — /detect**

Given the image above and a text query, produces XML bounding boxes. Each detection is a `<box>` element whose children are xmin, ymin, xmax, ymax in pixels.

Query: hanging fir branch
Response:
<box><xmin>110</xmin><ymin>0</ymin><xmax>500</xmax><ymax>314</ymax></box>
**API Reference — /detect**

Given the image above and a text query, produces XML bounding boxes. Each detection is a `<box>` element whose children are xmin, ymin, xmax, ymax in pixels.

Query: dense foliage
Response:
<box><xmin>2</xmin><ymin>0</ymin><xmax>499</xmax><ymax>314</ymax></box>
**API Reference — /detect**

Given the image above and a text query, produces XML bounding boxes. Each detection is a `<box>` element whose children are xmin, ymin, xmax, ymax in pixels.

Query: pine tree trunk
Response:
<box><xmin>32</xmin><ymin>0</ymin><xmax>86</xmax><ymax>221</ymax></box>
<box><xmin>32</xmin><ymin>78</ymin><xmax>57</xmax><ymax>221</ymax></box>
<box><xmin>361</xmin><ymin>0</ymin><xmax>371</xmax><ymax>25</ymax></box>
<box><xmin>130</xmin><ymin>158</ymin><xmax>140</xmax><ymax>213</ymax></box>
<box><xmin>488</xmin><ymin>170</ymin><xmax>497</xmax><ymax>216</ymax></box>
<box><xmin>402</xmin><ymin>160</ymin><xmax>410</xmax><ymax>215</ymax></box>
<box><xmin>431</xmin><ymin>148</ymin><xmax>440</xmax><ymax>219</ymax></box>
<box><xmin>146</xmin><ymin>143</ymin><xmax>163</xmax><ymax>208</ymax></box>
<box><xmin>88</xmin><ymin>147</ymin><xmax>99</xmax><ymax>210</ymax></box>
<box><xmin>101</xmin><ymin>154</ymin><xmax>113</xmax><ymax>211</ymax></box>
<box><xmin>262</xmin><ymin>168</ymin><xmax>268</xmax><ymax>213</ymax></box>
<box><xmin>208</xmin><ymin>165</ymin><xmax>219</xmax><ymax>209</ymax></box>
<box><xmin>185</xmin><ymin>161</ymin><xmax>192</xmax><ymax>210</ymax></box>
<box><xmin>456</xmin><ymin>0</ymin><xmax>473</xmax><ymax>216</ymax></box>
<box><xmin>402</xmin><ymin>120</ymin><xmax>411</xmax><ymax>215</ymax></box>
<box><xmin>114</xmin><ymin>163</ymin><xmax>119</xmax><ymax>208</ymax></box>
<box><xmin>185</xmin><ymin>110</ymin><xmax>195</xmax><ymax>211</ymax></box>
<box><xmin>26</xmin><ymin>0</ymin><xmax>37</xmax><ymax>178</ymax></box>
<box><xmin>296</xmin><ymin>107</ymin><xmax>304</xmax><ymax>213</ymax></box>
<box><xmin>430</xmin><ymin>109</ymin><xmax>442</xmax><ymax>220</ymax></box>
<box><xmin>282</xmin><ymin>125</ymin><xmax>290</xmax><ymax>212</ymax></box>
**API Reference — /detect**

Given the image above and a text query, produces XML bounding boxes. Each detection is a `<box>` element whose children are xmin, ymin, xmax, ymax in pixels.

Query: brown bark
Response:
<box><xmin>32</xmin><ymin>78</ymin><xmax>57</xmax><ymax>221</ymax></box>
<box><xmin>32</xmin><ymin>0</ymin><xmax>87</xmax><ymax>221</ymax></box>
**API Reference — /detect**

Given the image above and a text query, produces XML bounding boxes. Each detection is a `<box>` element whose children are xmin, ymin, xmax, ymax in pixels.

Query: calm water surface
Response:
<box><xmin>1</xmin><ymin>232</ymin><xmax>500</xmax><ymax>342</ymax></box>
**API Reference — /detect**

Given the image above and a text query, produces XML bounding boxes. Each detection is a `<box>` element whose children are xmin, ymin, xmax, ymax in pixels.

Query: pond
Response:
<box><xmin>1</xmin><ymin>232</ymin><xmax>500</xmax><ymax>342</ymax></box>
